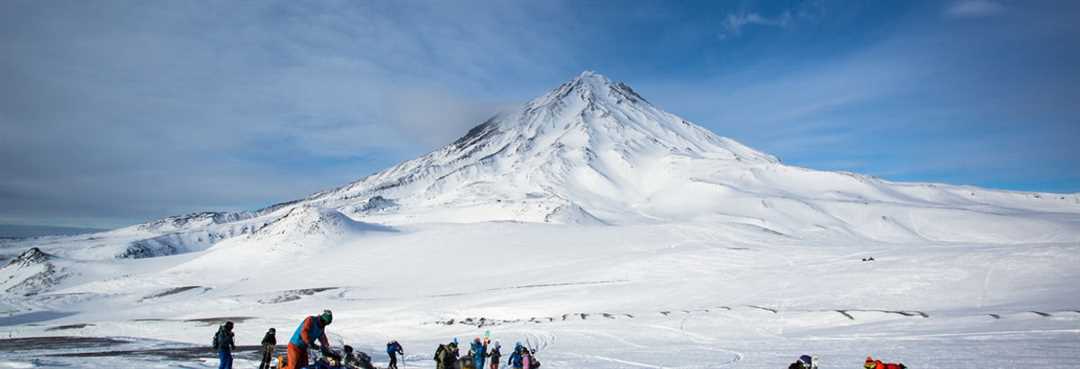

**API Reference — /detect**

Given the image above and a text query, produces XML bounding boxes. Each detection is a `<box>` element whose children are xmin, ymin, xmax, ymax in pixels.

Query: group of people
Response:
<box><xmin>211</xmin><ymin>309</ymin><xmax>541</xmax><ymax>369</ymax></box>
<box><xmin>434</xmin><ymin>338</ymin><xmax>539</xmax><ymax>369</ymax></box>
<box><xmin>213</xmin><ymin>310</ymin><xmax>902</xmax><ymax>369</ymax></box>
<box><xmin>211</xmin><ymin>310</ymin><xmax>403</xmax><ymax>369</ymax></box>
<box><xmin>785</xmin><ymin>355</ymin><xmax>906</xmax><ymax>369</ymax></box>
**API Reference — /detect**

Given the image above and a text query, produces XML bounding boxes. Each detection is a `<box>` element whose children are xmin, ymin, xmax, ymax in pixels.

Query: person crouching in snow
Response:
<box><xmin>865</xmin><ymin>356</ymin><xmax>906</xmax><ymax>369</ymax></box>
<box><xmin>788</xmin><ymin>355</ymin><xmax>816</xmax><ymax>369</ymax></box>
<box><xmin>344</xmin><ymin>345</ymin><xmax>376</xmax><ymax>369</ymax></box>
<box><xmin>285</xmin><ymin>310</ymin><xmax>334</xmax><ymax>369</ymax></box>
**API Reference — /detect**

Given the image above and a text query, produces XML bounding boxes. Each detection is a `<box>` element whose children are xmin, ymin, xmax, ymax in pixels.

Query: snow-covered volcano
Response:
<box><xmin>13</xmin><ymin>71</ymin><xmax>1077</xmax><ymax>263</ymax></box>
<box><xmin>304</xmin><ymin>71</ymin><xmax>779</xmax><ymax>225</ymax></box>
<box><xmin>3</xmin><ymin>72</ymin><xmax>1080</xmax><ymax>369</ymax></box>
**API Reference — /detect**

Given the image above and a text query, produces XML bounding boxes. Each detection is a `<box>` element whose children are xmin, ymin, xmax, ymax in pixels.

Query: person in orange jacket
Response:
<box><xmin>284</xmin><ymin>310</ymin><xmax>334</xmax><ymax>369</ymax></box>
<box><xmin>864</xmin><ymin>356</ymin><xmax>906</xmax><ymax>369</ymax></box>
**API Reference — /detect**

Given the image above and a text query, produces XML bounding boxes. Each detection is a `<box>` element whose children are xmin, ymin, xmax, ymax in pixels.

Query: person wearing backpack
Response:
<box><xmin>507</xmin><ymin>343</ymin><xmax>524</xmax><ymax>369</ymax></box>
<box><xmin>213</xmin><ymin>321</ymin><xmax>236</xmax><ymax>369</ymax></box>
<box><xmin>436</xmin><ymin>341</ymin><xmax>459</xmax><ymax>369</ymax></box>
<box><xmin>487</xmin><ymin>341</ymin><xmax>502</xmax><ymax>369</ymax></box>
<box><xmin>434</xmin><ymin>344</ymin><xmax>448</xmax><ymax>369</ymax></box>
<box><xmin>285</xmin><ymin>310</ymin><xmax>334</xmax><ymax>369</ymax></box>
<box><xmin>258</xmin><ymin>328</ymin><xmax>277</xmax><ymax>369</ymax></box>
<box><xmin>527</xmin><ymin>349</ymin><xmax>540</xmax><ymax>369</ymax></box>
<box><xmin>387</xmin><ymin>340</ymin><xmax>404</xmax><ymax>369</ymax></box>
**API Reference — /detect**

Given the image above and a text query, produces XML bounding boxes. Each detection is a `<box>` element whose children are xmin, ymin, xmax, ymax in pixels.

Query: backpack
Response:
<box><xmin>211</xmin><ymin>326</ymin><xmax>221</xmax><ymax>350</ymax></box>
<box><xmin>434</xmin><ymin>344</ymin><xmax>446</xmax><ymax>361</ymax></box>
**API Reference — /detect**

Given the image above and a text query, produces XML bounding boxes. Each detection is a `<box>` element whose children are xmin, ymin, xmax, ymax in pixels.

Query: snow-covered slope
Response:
<box><xmin>2</xmin><ymin>71</ymin><xmax>1080</xmax><ymax>368</ymax></box>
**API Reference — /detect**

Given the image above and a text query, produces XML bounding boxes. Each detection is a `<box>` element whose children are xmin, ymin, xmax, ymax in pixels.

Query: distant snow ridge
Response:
<box><xmin>4</xmin><ymin>71</ymin><xmax>1078</xmax><ymax>262</ymax></box>
<box><xmin>254</xmin><ymin>206</ymin><xmax>390</xmax><ymax>238</ymax></box>
<box><xmin>0</xmin><ymin>247</ymin><xmax>66</xmax><ymax>295</ymax></box>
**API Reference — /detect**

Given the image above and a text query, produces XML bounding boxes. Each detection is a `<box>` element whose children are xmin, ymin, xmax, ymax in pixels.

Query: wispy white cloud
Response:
<box><xmin>719</xmin><ymin>11</ymin><xmax>793</xmax><ymax>39</ymax></box>
<box><xmin>717</xmin><ymin>1</ymin><xmax>826</xmax><ymax>40</ymax></box>
<box><xmin>946</xmin><ymin>0</ymin><xmax>1006</xmax><ymax>18</ymax></box>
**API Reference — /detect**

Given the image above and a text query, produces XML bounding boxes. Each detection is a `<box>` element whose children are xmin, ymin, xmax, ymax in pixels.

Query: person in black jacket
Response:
<box><xmin>214</xmin><ymin>321</ymin><xmax>236</xmax><ymax>369</ymax></box>
<box><xmin>487</xmin><ymin>342</ymin><xmax>502</xmax><ymax>369</ymax></box>
<box><xmin>259</xmin><ymin>328</ymin><xmax>277</xmax><ymax>369</ymax></box>
<box><xmin>443</xmin><ymin>341</ymin><xmax>460</xmax><ymax>369</ymax></box>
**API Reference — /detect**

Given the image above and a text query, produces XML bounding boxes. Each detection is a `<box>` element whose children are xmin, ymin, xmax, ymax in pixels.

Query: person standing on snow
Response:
<box><xmin>487</xmin><ymin>341</ymin><xmax>502</xmax><ymax>369</ymax></box>
<box><xmin>214</xmin><ymin>321</ymin><xmax>236</xmax><ymax>369</ymax></box>
<box><xmin>507</xmin><ymin>343</ymin><xmax>524</xmax><ymax>369</ymax></box>
<box><xmin>521</xmin><ymin>348</ymin><xmax>532</xmax><ymax>369</ymax></box>
<box><xmin>386</xmin><ymin>340</ymin><xmax>404</xmax><ymax>369</ymax></box>
<box><xmin>258</xmin><ymin>328</ymin><xmax>277</xmax><ymax>369</ymax></box>
<box><xmin>436</xmin><ymin>340</ymin><xmax>459</xmax><ymax>369</ymax></box>
<box><xmin>470</xmin><ymin>337</ymin><xmax>488</xmax><ymax>369</ymax></box>
<box><xmin>285</xmin><ymin>310</ymin><xmax>334</xmax><ymax>369</ymax></box>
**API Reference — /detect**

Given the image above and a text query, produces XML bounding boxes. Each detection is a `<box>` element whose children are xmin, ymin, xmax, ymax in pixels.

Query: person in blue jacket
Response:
<box><xmin>386</xmin><ymin>340</ymin><xmax>404</xmax><ymax>369</ymax></box>
<box><xmin>285</xmin><ymin>310</ymin><xmax>333</xmax><ymax>369</ymax></box>
<box><xmin>507</xmin><ymin>342</ymin><xmax>524</xmax><ymax>369</ymax></box>
<box><xmin>470</xmin><ymin>337</ymin><xmax>488</xmax><ymax>369</ymax></box>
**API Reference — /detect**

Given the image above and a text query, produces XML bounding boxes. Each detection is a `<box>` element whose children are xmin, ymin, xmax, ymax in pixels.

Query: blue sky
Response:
<box><xmin>1</xmin><ymin>0</ymin><xmax>1078</xmax><ymax>229</ymax></box>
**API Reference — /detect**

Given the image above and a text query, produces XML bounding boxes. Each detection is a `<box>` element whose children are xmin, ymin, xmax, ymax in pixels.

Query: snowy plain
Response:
<box><xmin>1</xmin><ymin>72</ymin><xmax>1078</xmax><ymax>368</ymax></box>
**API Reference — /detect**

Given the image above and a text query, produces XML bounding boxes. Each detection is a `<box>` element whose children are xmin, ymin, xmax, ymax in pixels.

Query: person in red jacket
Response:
<box><xmin>864</xmin><ymin>356</ymin><xmax>906</xmax><ymax>369</ymax></box>
<box><xmin>285</xmin><ymin>310</ymin><xmax>334</xmax><ymax>369</ymax></box>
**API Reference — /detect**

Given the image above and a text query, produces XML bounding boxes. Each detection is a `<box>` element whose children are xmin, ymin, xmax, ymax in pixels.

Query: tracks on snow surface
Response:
<box><xmin>430</xmin><ymin>305</ymin><xmax>1078</xmax><ymax>328</ymax></box>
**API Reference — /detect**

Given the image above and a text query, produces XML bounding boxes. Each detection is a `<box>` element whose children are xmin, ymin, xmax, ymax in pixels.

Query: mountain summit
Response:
<box><xmin>298</xmin><ymin>71</ymin><xmax>781</xmax><ymax>224</ymax></box>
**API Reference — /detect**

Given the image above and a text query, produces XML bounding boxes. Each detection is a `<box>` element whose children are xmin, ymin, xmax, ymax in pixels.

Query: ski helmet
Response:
<box><xmin>319</xmin><ymin>310</ymin><xmax>333</xmax><ymax>325</ymax></box>
<box><xmin>800</xmin><ymin>355</ymin><xmax>812</xmax><ymax>364</ymax></box>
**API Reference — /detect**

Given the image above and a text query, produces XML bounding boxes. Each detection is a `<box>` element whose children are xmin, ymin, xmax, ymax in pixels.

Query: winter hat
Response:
<box><xmin>320</xmin><ymin>310</ymin><xmax>334</xmax><ymax>325</ymax></box>
<box><xmin>268</xmin><ymin>328</ymin><xmax>276</xmax><ymax>334</ymax></box>
<box><xmin>344</xmin><ymin>345</ymin><xmax>354</xmax><ymax>353</ymax></box>
<box><xmin>800</xmin><ymin>355</ymin><xmax>812</xmax><ymax>364</ymax></box>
